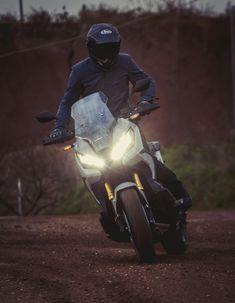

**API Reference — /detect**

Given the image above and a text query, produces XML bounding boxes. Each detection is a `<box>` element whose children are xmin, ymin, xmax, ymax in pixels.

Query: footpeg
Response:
<box><xmin>152</xmin><ymin>222</ymin><xmax>170</xmax><ymax>237</ymax></box>
<box><xmin>154</xmin><ymin>222</ymin><xmax>170</xmax><ymax>231</ymax></box>
<box><xmin>175</xmin><ymin>198</ymin><xmax>184</xmax><ymax>208</ymax></box>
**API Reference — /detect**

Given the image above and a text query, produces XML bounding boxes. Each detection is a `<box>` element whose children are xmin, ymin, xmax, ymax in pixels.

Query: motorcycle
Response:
<box><xmin>36</xmin><ymin>79</ymin><xmax>187</xmax><ymax>263</ymax></box>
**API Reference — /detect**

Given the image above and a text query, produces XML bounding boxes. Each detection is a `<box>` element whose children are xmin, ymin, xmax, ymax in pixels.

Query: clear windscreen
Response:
<box><xmin>71</xmin><ymin>92</ymin><xmax>115</xmax><ymax>151</ymax></box>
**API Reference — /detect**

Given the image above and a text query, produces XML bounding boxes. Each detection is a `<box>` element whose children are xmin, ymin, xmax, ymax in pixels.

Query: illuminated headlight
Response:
<box><xmin>111</xmin><ymin>129</ymin><xmax>134</xmax><ymax>161</ymax></box>
<box><xmin>77</xmin><ymin>154</ymin><xmax>105</xmax><ymax>168</ymax></box>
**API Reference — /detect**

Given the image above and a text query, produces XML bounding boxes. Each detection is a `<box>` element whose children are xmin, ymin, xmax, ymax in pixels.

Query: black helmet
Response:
<box><xmin>86</xmin><ymin>23</ymin><xmax>121</xmax><ymax>69</ymax></box>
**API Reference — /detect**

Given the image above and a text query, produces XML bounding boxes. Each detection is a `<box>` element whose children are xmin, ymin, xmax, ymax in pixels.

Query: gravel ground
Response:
<box><xmin>0</xmin><ymin>210</ymin><xmax>234</xmax><ymax>303</ymax></box>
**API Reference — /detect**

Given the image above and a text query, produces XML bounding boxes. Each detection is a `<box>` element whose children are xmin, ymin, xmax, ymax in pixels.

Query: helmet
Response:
<box><xmin>86</xmin><ymin>23</ymin><xmax>121</xmax><ymax>69</ymax></box>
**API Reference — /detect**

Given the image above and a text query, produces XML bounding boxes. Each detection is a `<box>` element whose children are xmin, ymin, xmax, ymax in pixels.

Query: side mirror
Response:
<box><xmin>132</xmin><ymin>79</ymin><xmax>150</xmax><ymax>94</ymax></box>
<box><xmin>35</xmin><ymin>112</ymin><xmax>56</xmax><ymax>123</ymax></box>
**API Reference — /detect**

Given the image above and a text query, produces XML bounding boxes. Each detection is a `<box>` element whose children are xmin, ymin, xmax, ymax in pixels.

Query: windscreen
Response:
<box><xmin>71</xmin><ymin>92</ymin><xmax>115</xmax><ymax>151</ymax></box>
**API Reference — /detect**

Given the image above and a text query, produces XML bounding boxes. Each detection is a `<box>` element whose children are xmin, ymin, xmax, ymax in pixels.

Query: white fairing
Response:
<box><xmin>71</xmin><ymin>92</ymin><xmax>161</xmax><ymax>184</ymax></box>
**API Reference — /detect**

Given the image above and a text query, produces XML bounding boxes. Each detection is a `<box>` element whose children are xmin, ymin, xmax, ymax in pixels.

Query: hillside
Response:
<box><xmin>0</xmin><ymin>9</ymin><xmax>233</xmax><ymax>148</ymax></box>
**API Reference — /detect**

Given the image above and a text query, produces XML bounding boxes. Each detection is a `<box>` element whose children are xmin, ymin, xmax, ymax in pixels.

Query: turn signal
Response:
<box><xmin>129</xmin><ymin>112</ymin><xmax>140</xmax><ymax>121</ymax></box>
<box><xmin>63</xmin><ymin>145</ymin><xmax>73</xmax><ymax>151</ymax></box>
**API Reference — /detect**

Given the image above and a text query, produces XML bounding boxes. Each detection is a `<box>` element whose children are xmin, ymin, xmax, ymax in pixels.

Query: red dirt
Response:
<box><xmin>0</xmin><ymin>210</ymin><xmax>234</xmax><ymax>303</ymax></box>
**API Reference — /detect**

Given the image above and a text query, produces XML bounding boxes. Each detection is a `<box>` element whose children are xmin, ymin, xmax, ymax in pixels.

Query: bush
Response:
<box><xmin>50</xmin><ymin>143</ymin><xmax>235</xmax><ymax>214</ymax></box>
<box><xmin>162</xmin><ymin>144</ymin><xmax>235</xmax><ymax>209</ymax></box>
<box><xmin>50</xmin><ymin>182</ymin><xmax>99</xmax><ymax>215</ymax></box>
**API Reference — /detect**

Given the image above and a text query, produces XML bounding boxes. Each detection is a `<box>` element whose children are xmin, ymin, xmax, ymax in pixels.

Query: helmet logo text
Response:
<box><xmin>100</xmin><ymin>29</ymin><xmax>112</xmax><ymax>35</ymax></box>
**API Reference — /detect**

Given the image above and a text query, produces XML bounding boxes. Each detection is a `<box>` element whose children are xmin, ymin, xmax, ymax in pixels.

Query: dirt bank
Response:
<box><xmin>0</xmin><ymin>13</ymin><xmax>233</xmax><ymax>148</ymax></box>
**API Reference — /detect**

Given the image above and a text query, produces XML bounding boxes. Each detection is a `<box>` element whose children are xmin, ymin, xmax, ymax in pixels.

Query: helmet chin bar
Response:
<box><xmin>92</xmin><ymin>54</ymin><xmax>117</xmax><ymax>69</ymax></box>
<box><xmin>98</xmin><ymin>58</ymin><xmax>112</xmax><ymax>67</ymax></box>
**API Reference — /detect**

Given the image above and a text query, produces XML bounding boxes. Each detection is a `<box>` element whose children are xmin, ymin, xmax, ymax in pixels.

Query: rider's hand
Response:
<box><xmin>43</xmin><ymin>127</ymin><xmax>74</xmax><ymax>145</ymax></box>
<box><xmin>137</xmin><ymin>100</ymin><xmax>152</xmax><ymax>115</ymax></box>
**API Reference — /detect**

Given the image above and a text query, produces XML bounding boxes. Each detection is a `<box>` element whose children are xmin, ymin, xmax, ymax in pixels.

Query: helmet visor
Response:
<box><xmin>90</xmin><ymin>42</ymin><xmax>120</xmax><ymax>60</ymax></box>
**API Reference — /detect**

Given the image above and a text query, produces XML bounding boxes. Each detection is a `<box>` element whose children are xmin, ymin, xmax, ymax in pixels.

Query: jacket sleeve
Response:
<box><xmin>125</xmin><ymin>54</ymin><xmax>156</xmax><ymax>102</ymax></box>
<box><xmin>55</xmin><ymin>64</ymin><xmax>83</xmax><ymax>128</ymax></box>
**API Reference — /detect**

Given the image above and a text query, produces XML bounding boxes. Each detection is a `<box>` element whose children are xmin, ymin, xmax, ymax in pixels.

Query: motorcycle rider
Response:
<box><xmin>46</xmin><ymin>23</ymin><xmax>192</xmax><ymax>230</ymax></box>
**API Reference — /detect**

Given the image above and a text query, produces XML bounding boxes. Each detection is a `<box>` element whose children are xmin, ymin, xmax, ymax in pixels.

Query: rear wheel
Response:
<box><xmin>120</xmin><ymin>189</ymin><xmax>155</xmax><ymax>263</ymax></box>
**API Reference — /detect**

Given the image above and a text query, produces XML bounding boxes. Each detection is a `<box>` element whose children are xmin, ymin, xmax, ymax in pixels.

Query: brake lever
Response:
<box><xmin>137</xmin><ymin>102</ymin><xmax>160</xmax><ymax>116</ymax></box>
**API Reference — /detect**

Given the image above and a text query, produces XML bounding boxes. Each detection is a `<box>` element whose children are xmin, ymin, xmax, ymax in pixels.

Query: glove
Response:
<box><xmin>43</xmin><ymin>127</ymin><xmax>74</xmax><ymax>145</ymax></box>
<box><xmin>137</xmin><ymin>101</ymin><xmax>152</xmax><ymax>115</ymax></box>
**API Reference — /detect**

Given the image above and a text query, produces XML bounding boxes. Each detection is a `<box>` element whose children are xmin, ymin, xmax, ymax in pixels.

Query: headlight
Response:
<box><xmin>77</xmin><ymin>153</ymin><xmax>105</xmax><ymax>168</ymax></box>
<box><xmin>111</xmin><ymin>129</ymin><xmax>134</xmax><ymax>161</ymax></box>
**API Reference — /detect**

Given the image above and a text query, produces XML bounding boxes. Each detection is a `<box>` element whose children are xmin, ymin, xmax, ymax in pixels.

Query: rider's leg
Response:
<box><xmin>153</xmin><ymin>158</ymin><xmax>192</xmax><ymax>211</ymax></box>
<box><xmin>138</xmin><ymin>129</ymin><xmax>192</xmax><ymax>211</ymax></box>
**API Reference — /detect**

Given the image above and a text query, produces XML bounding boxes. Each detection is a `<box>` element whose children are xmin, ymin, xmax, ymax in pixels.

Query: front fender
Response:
<box><xmin>111</xmin><ymin>182</ymin><xmax>148</xmax><ymax>215</ymax></box>
<box><xmin>111</xmin><ymin>182</ymin><xmax>136</xmax><ymax>214</ymax></box>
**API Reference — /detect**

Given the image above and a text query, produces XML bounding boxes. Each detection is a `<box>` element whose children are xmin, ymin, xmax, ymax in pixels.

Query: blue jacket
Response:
<box><xmin>56</xmin><ymin>53</ymin><xmax>156</xmax><ymax>128</ymax></box>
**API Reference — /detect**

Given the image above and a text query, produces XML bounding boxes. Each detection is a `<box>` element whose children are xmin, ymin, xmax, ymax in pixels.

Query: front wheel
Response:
<box><xmin>120</xmin><ymin>189</ymin><xmax>155</xmax><ymax>263</ymax></box>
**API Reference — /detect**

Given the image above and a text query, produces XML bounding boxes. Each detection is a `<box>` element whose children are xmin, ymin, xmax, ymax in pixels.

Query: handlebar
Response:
<box><xmin>126</xmin><ymin>102</ymin><xmax>160</xmax><ymax>120</ymax></box>
<box><xmin>41</xmin><ymin>102</ymin><xmax>160</xmax><ymax>146</ymax></box>
<box><xmin>137</xmin><ymin>102</ymin><xmax>160</xmax><ymax>116</ymax></box>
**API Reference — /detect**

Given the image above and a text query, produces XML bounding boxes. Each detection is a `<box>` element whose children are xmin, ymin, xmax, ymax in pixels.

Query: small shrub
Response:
<box><xmin>51</xmin><ymin>182</ymin><xmax>99</xmax><ymax>215</ymax></box>
<box><xmin>162</xmin><ymin>144</ymin><xmax>235</xmax><ymax>209</ymax></box>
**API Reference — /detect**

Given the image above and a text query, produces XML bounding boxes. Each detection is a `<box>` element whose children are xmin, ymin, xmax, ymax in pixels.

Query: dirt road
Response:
<box><xmin>0</xmin><ymin>211</ymin><xmax>234</xmax><ymax>303</ymax></box>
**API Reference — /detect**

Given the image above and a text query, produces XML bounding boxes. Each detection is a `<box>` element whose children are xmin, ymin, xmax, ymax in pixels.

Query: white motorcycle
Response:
<box><xmin>37</xmin><ymin>80</ymin><xmax>187</xmax><ymax>263</ymax></box>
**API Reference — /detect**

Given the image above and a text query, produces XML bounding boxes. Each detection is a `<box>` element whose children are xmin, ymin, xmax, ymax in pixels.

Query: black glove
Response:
<box><xmin>137</xmin><ymin>101</ymin><xmax>152</xmax><ymax>115</ymax></box>
<box><xmin>43</xmin><ymin>127</ymin><xmax>74</xmax><ymax>145</ymax></box>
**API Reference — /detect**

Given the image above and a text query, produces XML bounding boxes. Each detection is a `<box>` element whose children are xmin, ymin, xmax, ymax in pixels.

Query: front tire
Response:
<box><xmin>120</xmin><ymin>189</ymin><xmax>155</xmax><ymax>263</ymax></box>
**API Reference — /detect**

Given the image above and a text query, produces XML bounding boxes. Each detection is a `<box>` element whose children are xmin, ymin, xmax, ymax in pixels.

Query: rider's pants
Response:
<box><xmin>153</xmin><ymin>158</ymin><xmax>192</xmax><ymax>210</ymax></box>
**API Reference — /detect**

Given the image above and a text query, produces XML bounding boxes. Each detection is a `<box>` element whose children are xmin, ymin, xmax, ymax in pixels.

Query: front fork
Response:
<box><xmin>103</xmin><ymin>172</ymin><xmax>158</xmax><ymax>235</ymax></box>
